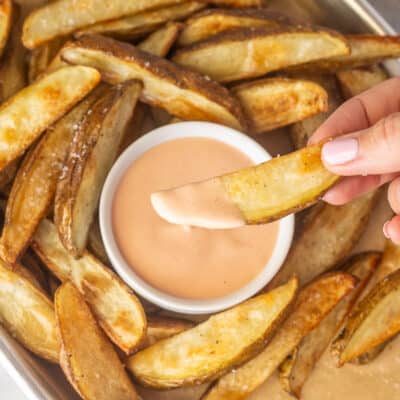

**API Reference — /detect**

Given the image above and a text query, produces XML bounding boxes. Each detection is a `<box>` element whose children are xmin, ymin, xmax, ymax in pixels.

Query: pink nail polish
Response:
<box><xmin>322</xmin><ymin>138</ymin><xmax>359</xmax><ymax>165</ymax></box>
<box><xmin>383</xmin><ymin>221</ymin><xmax>391</xmax><ymax>239</ymax></box>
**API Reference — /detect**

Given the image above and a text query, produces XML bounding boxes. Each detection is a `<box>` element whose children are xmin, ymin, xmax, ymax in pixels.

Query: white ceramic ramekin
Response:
<box><xmin>100</xmin><ymin>121</ymin><xmax>294</xmax><ymax>314</ymax></box>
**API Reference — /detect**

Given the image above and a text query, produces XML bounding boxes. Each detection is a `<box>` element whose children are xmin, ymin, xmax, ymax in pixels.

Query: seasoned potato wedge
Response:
<box><xmin>203</xmin><ymin>0</ymin><xmax>263</xmax><ymax>6</ymax></box>
<box><xmin>55</xmin><ymin>81</ymin><xmax>141</xmax><ymax>257</ymax></box>
<box><xmin>0</xmin><ymin>66</ymin><xmax>100</xmax><ymax>171</ymax></box>
<box><xmin>337</xmin><ymin>65</ymin><xmax>389</xmax><ymax>99</ymax></box>
<box><xmin>172</xmin><ymin>27</ymin><xmax>349</xmax><ymax>82</ymax></box>
<box><xmin>0</xmin><ymin>258</ymin><xmax>59</xmax><ymax>362</ymax></box>
<box><xmin>290</xmin><ymin>34</ymin><xmax>400</xmax><ymax>72</ymax></box>
<box><xmin>55</xmin><ymin>281</ymin><xmax>138</xmax><ymax>400</ymax></box>
<box><xmin>138</xmin><ymin>22</ymin><xmax>182</xmax><ymax>57</ymax></box>
<box><xmin>77</xmin><ymin>2</ymin><xmax>205</xmax><ymax>40</ymax></box>
<box><xmin>0</xmin><ymin>0</ymin><xmax>12</xmax><ymax>57</ymax></box>
<box><xmin>233</xmin><ymin>77</ymin><xmax>328</xmax><ymax>134</ymax></box>
<box><xmin>178</xmin><ymin>8</ymin><xmax>291</xmax><ymax>46</ymax></box>
<box><xmin>62</xmin><ymin>35</ymin><xmax>247</xmax><ymax>130</ymax></box>
<box><xmin>32</xmin><ymin>219</ymin><xmax>147</xmax><ymax>355</ymax></box>
<box><xmin>0</xmin><ymin>87</ymin><xmax>104</xmax><ymax>265</ymax></box>
<box><xmin>268</xmin><ymin>190</ymin><xmax>378</xmax><ymax>288</ymax></box>
<box><xmin>203</xmin><ymin>272</ymin><xmax>357</xmax><ymax>400</ymax></box>
<box><xmin>279</xmin><ymin>252</ymin><xmax>380</xmax><ymax>398</ymax></box>
<box><xmin>332</xmin><ymin>269</ymin><xmax>400</xmax><ymax>366</ymax></box>
<box><xmin>128</xmin><ymin>277</ymin><xmax>298</xmax><ymax>388</ymax></box>
<box><xmin>22</xmin><ymin>0</ymin><xmax>190</xmax><ymax>48</ymax></box>
<box><xmin>88</xmin><ymin>218</ymin><xmax>110</xmax><ymax>265</ymax></box>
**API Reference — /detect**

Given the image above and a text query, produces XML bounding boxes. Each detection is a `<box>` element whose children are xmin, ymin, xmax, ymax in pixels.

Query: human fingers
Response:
<box><xmin>383</xmin><ymin>215</ymin><xmax>400</xmax><ymax>245</ymax></box>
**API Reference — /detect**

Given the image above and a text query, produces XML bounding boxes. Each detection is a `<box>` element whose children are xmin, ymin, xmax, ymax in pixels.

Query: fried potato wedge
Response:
<box><xmin>202</xmin><ymin>0</ymin><xmax>263</xmax><ymax>7</ymax></box>
<box><xmin>0</xmin><ymin>0</ymin><xmax>12</xmax><ymax>57</ymax></box>
<box><xmin>279</xmin><ymin>252</ymin><xmax>380</xmax><ymax>398</ymax></box>
<box><xmin>332</xmin><ymin>269</ymin><xmax>400</xmax><ymax>366</ymax></box>
<box><xmin>178</xmin><ymin>8</ymin><xmax>291</xmax><ymax>46</ymax></box>
<box><xmin>77</xmin><ymin>2</ymin><xmax>206</xmax><ymax>40</ymax></box>
<box><xmin>55</xmin><ymin>81</ymin><xmax>141</xmax><ymax>257</ymax></box>
<box><xmin>0</xmin><ymin>258</ymin><xmax>59</xmax><ymax>362</ymax></box>
<box><xmin>62</xmin><ymin>35</ymin><xmax>247</xmax><ymax>130</ymax></box>
<box><xmin>268</xmin><ymin>190</ymin><xmax>378</xmax><ymax>289</ymax></box>
<box><xmin>32</xmin><ymin>219</ymin><xmax>147</xmax><ymax>354</ymax></box>
<box><xmin>0</xmin><ymin>66</ymin><xmax>100</xmax><ymax>171</ymax></box>
<box><xmin>0</xmin><ymin>87</ymin><xmax>104</xmax><ymax>265</ymax></box>
<box><xmin>88</xmin><ymin>218</ymin><xmax>110</xmax><ymax>265</ymax></box>
<box><xmin>128</xmin><ymin>277</ymin><xmax>298</xmax><ymax>388</ymax></box>
<box><xmin>22</xmin><ymin>0</ymin><xmax>190</xmax><ymax>49</ymax></box>
<box><xmin>55</xmin><ymin>281</ymin><xmax>138</xmax><ymax>400</ymax></box>
<box><xmin>203</xmin><ymin>272</ymin><xmax>357</xmax><ymax>400</ymax></box>
<box><xmin>337</xmin><ymin>65</ymin><xmax>389</xmax><ymax>99</ymax></box>
<box><xmin>138</xmin><ymin>22</ymin><xmax>182</xmax><ymax>57</ymax></box>
<box><xmin>172</xmin><ymin>27</ymin><xmax>349</xmax><ymax>82</ymax></box>
<box><xmin>233</xmin><ymin>77</ymin><xmax>328</xmax><ymax>134</ymax></box>
<box><xmin>289</xmin><ymin>34</ymin><xmax>400</xmax><ymax>72</ymax></box>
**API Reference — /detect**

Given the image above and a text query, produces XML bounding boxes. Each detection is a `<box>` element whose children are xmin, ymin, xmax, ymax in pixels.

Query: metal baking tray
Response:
<box><xmin>1</xmin><ymin>1</ymin><xmax>399</xmax><ymax>399</ymax></box>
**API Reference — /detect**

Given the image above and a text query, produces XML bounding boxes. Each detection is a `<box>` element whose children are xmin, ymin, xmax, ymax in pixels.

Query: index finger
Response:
<box><xmin>309</xmin><ymin>76</ymin><xmax>400</xmax><ymax>144</ymax></box>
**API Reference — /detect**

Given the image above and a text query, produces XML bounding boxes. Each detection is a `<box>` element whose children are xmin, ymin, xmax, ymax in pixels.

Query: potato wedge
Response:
<box><xmin>61</xmin><ymin>35</ymin><xmax>247</xmax><ymax>130</ymax></box>
<box><xmin>332</xmin><ymin>269</ymin><xmax>400</xmax><ymax>366</ymax></box>
<box><xmin>289</xmin><ymin>34</ymin><xmax>400</xmax><ymax>72</ymax></box>
<box><xmin>279</xmin><ymin>252</ymin><xmax>380</xmax><ymax>398</ymax></box>
<box><xmin>32</xmin><ymin>219</ymin><xmax>147</xmax><ymax>354</ymax></box>
<box><xmin>128</xmin><ymin>277</ymin><xmax>298</xmax><ymax>388</ymax></box>
<box><xmin>337</xmin><ymin>65</ymin><xmax>389</xmax><ymax>99</ymax></box>
<box><xmin>55</xmin><ymin>81</ymin><xmax>141</xmax><ymax>257</ymax></box>
<box><xmin>138</xmin><ymin>22</ymin><xmax>182</xmax><ymax>57</ymax></box>
<box><xmin>0</xmin><ymin>257</ymin><xmax>59</xmax><ymax>362</ymax></box>
<box><xmin>0</xmin><ymin>0</ymin><xmax>12</xmax><ymax>57</ymax></box>
<box><xmin>0</xmin><ymin>66</ymin><xmax>100</xmax><ymax>171</ymax></box>
<box><xmin>0</xmin><ymin>87</ymin><xmax>104</xmax><ymax>265</ymax></box>
<box><xmin>77</xmin><ymin>2</ymin><xmax>206</xmax><ymax>40</ymax></box>
<box><xmin>233</xmin><ymin>77</ymin><xmax>328</xmax><ymax>134</ymax></box>
<box><xmin>202</xmin><ymin>272</ymin><xmax>357</xmax><ymax>400</ymax></box>
<box><xmin>88</xmin><ymin>218</ymin><xmax>110</xmax><ymax>265</ymax></box>
<box><xmin>172</xmin><ymin>27</ymin><xmax>349</xmax><ymax>82</ymax></box>
<box><xmin>202</xmin><ymin>0</ymin><xmax>263</xmax><ymax>7</ymax></box>
<box><xmin>178</xmin><ymin>8</ymin><xmax>291</xmax><ymax>46</ymax></box>
<box><xmin>55</xmin><ymin>281</ymin><xmax>138</xmax><ymax>400</ymax></box>
<box><xmin>22</xmin><ymin>0</ymin><xmax>190</xmax><ymax>49</ymax></box>
<box><xmin>268</xmin><ymin>190</ymin><xmax>378</xmax><ymax>289</ymax></box>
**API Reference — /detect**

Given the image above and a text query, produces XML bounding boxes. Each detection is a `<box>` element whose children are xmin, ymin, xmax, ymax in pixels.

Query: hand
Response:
<box><xmin>309</xmin><ymin>77</ymin><xmax>400</xmax><ymax>244</ymax></box>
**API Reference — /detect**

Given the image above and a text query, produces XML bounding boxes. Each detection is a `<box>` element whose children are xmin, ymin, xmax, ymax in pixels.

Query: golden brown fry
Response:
<box><xmin>128</xmin><ymin>278</ymin><xmax>298</xmax><ymax>388</ymax></box>
<box><xmin>178</xmin><ymin>8</ymin><xmax>291</xmax><ymax>46</ymax></box>
<box><xmin>0</xmin><ymin>0</ymin><xmax>12</xmax><ymax>57</ymax></box>
<box><xmin>88</xmin><ymin>218</ymin><xmax>110</xmax><ymax>265</ymax></box>
<box><xmin>138</xmin><ymin>22</ymin><xmax>183</xmax><ymax>57</ymax></box>
<box><xmin>22</xmin><ymin>0</ymin><xmax>190</xmax><ymax>48</ymax></box>
<box><xmin>172</xmin><ymin>27</ymin><xmax>349</xmax><ymax>82</ymax></box>
<box><xmin>201</xmin><ymin>0</ymin><xmax>263</xmax><ymax>6</ymax></box>
<box><xmin>203</xmin><ymin>272</ymin><xmax>357</xmax><ymax>400</ymax></box>
<box><xmin>336</xmin><ymin>65</ymin><xmax>389</xmax><ymax>99</ymax></box>
<box><xmin>0</xmin><ymin>87</ymin><xmax>104</xmax><ymax>265</ymax></box>
<box><xmin>332</xmin><ymin>269</ymin><xmax>400</xmax><ymax>366</ymax></box>
<box><xmin>62</xmin><ymin>35</ymin><xmax>248</xmax><ymax>130</ymax></box>
<box><xmin>279</xmin><ymin>252</ymin><xmax>380</xmax><ymax>398</ymax></box>
<box><xmin>55</xmin><ymin>81</ymin><xmax>141</xmax><ymax>257</ymax></box>
<box><xmin>77</xmin><ymin>2</ymin><xmax>206</xmax><ymax>40</ymax></box>
<box><xmin>233</xmin><ymin>77</ymin><xmax>328</xmax><ymax>134</ymax></box>
<box><xmin>0</xmin><ymin>66</ymin><xmax>100</xmax><ymax>171</ymax></box>
<box><xmin>55</xmin><ymin>281</ymin><xmax>139</xmax><ymax>400</ymax></box>
<box><xmin>32</xmin><ymin>219</ymin><xmax>147</xmax><ymax>354</ymax></box>
<box><xmin>0</xmin><ymin>258</ymin><xmax>59</xmax><ymax>362</ymax></box>
<box><xmin>268</xmin><ymin>190</ymin><xmax>378</xmax><ymax>289</ymax></box>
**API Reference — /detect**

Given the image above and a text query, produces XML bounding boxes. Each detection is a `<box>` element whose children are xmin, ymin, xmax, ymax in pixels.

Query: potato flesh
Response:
<box><xmin>221</xmin><ymin>144</ymin><xmax>338</xmax><ymax>224</ymax></box>
<box><xmin>56</xmin><ymin>282</ymin><xmax>138</xmax><ymax>400</ymax></box>
<box><xmin>128</xmin><ymin>278</ymin><xmax>298</xmax><ymax>388</ymax></box>
<box><xmin>32</xmin><ymin>219</ymin><xmax>146</xmax><ymax>354</ymax></box>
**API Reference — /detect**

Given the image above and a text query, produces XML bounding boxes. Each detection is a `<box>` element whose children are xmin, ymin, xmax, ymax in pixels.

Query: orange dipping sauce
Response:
<box><xmin>112</xmin><ymin>137</ymin><xmax>279</xmax><ymax>300</ymax></box>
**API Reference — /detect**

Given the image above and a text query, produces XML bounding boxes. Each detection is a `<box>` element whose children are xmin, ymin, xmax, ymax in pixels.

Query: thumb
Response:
<box><xmin>321</xmin><ymin>112</ymin><xmax>400</xmax><ymax>176</ymax></box>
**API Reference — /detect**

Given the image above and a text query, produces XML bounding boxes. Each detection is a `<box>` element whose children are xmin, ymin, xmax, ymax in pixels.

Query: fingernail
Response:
<box><xmin>322</xmin><ymin>138</ymin><xmax>359</xmax><ymax>165</ymax></box>
<box><xmin>383</xmin><ymin>221</ymin><xmax>391</xmax><ymax>239</ymax></box>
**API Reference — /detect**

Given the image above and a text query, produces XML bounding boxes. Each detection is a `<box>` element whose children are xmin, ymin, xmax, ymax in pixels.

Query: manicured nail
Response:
<box><xmin>383</xmin><ymin>221</ymin><xmax>391</xmax><ymax>239</ymax></box>
<box><xmin>322</xmin><ymin>138</ymin><xmax>359</xmax><ymax>165</ymax></box>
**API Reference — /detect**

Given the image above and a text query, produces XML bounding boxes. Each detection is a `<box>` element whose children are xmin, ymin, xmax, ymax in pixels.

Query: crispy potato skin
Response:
<box><xmin>0</xmin><ymin>0</ymin><xmax>12</xmax><ymax>58</ymax></box>
<box><xmin>128</xmin><ymin>278</ymin><xmax>298</xmax><ymax>389</ymax></box>
<box><xmin>55</xmin><ymin>282</ymin><xmax>139</xmax><ymax>400</ymax></box>
<box><xmin>62</xmin><ymin>34</ymin><xmax>249</xmax><ymax>130</ymax></box>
